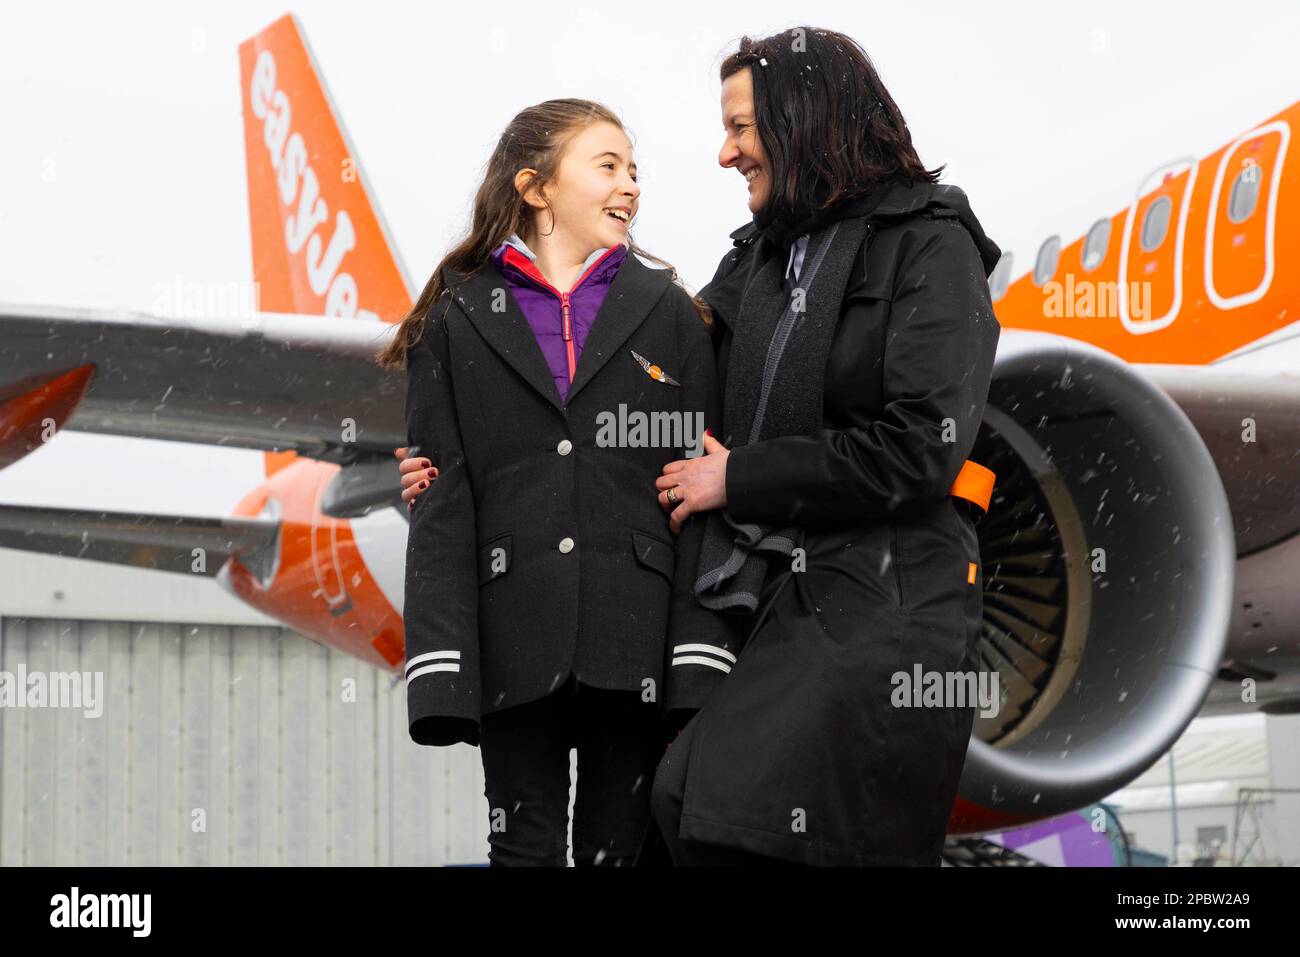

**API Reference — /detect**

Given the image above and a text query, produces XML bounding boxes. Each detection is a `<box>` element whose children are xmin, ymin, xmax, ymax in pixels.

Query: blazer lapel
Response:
<box><xmin>566</xmin><ymin>254</ymin><xmax>671</xmax><ymax>405</ymax></box>
<box><xmin>452</xmin><ymin>262</ymin><xmax>566</xmax><ymax>414</ymax></box>
<box><xmin>448</xmin><ymin>254</ymin><xmax>672</xmax><ymax>413</ymax></box>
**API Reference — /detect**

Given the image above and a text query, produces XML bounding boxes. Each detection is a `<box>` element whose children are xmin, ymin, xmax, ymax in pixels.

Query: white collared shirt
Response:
<box><xmin>785</xmin><ymin>234</ymin><xmax>809</xmax><ymax>283</ymax></box>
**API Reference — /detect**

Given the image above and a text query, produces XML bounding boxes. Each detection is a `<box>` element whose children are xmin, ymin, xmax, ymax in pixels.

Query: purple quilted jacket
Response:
<box><xmin>490</xmin><ymin>235</ymin><xmax>628</xmax><ymax>404</ymax></box>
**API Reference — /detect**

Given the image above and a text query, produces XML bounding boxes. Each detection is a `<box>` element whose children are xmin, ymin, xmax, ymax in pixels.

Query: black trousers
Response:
<box><xmin>478</xmin><ymin>673</ymin><xmax>668</xmax><ymax>866</ymax></box>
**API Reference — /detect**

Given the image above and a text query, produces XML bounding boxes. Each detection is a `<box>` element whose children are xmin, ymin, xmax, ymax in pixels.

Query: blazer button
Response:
<box><xmin>556</xmin><ymin>439</ymin><xmax>573</xmax><ymax>456</ymax></box>
<box><xmin>558</xmin><ymin>537</ymin><xmax>575</xmax><ymax>553</ymax></box>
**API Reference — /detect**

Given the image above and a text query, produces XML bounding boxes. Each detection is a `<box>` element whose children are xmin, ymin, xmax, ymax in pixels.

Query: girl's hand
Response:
<box><xmin>654</xmin><ymin>432</ymin><xmax>729</xmax><ymax>535</ymax></box>
<box><xmin>395</xmin><ymin>447</ymin><xmax>439</xmax><ymax>510</ymax></box>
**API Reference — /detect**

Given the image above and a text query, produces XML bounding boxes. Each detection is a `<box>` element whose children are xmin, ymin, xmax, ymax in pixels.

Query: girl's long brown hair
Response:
<box><xmin>376</xmin><ymin>99</ymin><xmax>709</xmax><ymax>370</ymax></box>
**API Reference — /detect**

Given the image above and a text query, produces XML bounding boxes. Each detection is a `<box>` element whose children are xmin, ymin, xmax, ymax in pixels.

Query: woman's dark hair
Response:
<box><xmin>376</xmin><ymin>98</ymin><xmax>708</xmax><ymax>370</ymax></box>
<box><xmin>719</xmin><ymin>27</ymin><xmax>944</xmax><ymax>227</ymax></box>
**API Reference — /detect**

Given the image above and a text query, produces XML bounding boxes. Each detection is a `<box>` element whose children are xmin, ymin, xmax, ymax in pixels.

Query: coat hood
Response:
<box><xmin>892</xmin><ymin>181</ymin><xmax>1003</xmax><ymax>278</ymax></box>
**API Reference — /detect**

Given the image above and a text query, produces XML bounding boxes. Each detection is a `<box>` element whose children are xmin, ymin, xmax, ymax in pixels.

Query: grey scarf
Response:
<box><xmin>693</xmin><ymin>214</ymin><xmax>872</xmax><ymax>613</ymax></box>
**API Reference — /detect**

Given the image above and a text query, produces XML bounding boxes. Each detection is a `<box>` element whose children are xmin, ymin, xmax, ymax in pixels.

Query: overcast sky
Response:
<box><xmin>1</xmin><ymin>0</ymin><xmax>1298</xmax><ymax>515</ymax></box>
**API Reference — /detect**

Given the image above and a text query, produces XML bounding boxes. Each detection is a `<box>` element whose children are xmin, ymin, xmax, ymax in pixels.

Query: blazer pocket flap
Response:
<box><xmin>631</xmin><ymin>530</ymin><xmax>675</xmax><ymax>581</ymax></box>
<box><xmin>478</xmin><ymin>533</ymin><xmax>512</xmax><ymax>585</ymax></box>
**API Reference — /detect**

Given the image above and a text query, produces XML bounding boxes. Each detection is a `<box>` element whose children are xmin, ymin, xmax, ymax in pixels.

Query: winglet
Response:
<box><xmin>0</xmin><ymin>365</ymin><xmax>95</xmax><ymax>470</ymax></box>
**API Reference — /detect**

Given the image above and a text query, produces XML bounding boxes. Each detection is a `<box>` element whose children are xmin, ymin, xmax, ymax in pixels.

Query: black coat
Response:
<box><xmin>670</xmin><ymin>179</ymin><xmax>1003</xmax><ymax>865</ymax></box>
<box><xmin>402</xmin><ymin>252</ymin><xmax>743</xmax><ymax>747</ymax></box>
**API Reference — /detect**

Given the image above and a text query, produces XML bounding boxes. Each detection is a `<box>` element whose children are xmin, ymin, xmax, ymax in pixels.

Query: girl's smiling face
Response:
<box><xmin>521</xmin><ymin>120</ymin><xmax>640</xmax><ymax>258</ymax></box>
<box><xmin>718</xmin><ymin>67</ymin><xmax>769</xmax><ymax>214</ymax></box>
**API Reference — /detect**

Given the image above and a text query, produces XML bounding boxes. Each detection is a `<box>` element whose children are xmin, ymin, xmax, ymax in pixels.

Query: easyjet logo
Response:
<box><xmin>247</xmin><ymin>49</ymin><xmax>376</xmax><ymax>321</ymax></box>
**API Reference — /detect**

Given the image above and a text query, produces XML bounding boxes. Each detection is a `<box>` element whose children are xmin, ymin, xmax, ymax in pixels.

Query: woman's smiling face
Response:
<box><xmin>718</xmin><ymin>67</ymin><xmax>770</xmax><ymax>214</ymax></box>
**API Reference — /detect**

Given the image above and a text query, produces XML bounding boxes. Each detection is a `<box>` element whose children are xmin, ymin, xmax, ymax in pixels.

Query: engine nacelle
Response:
<box><xmin>953</xmin><ymin>331</ymin><xmax>1235</xmax><ymax>830</ymax></box>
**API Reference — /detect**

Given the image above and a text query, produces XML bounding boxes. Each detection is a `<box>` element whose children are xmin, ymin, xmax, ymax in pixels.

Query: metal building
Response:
<box><xmin>0</xmin><ymin>549</ymin><xmax>492</xmax><ymax>866</ymax></box>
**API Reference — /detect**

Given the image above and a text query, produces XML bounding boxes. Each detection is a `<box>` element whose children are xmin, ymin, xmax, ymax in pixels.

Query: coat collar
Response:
<box><xmin>727</xmin><ymin>176</ymin><xmax>937</xmax><ymax>246</ymax></box>
<box><xmin>725</xmin><ymin>176</ymin><xmax>1001</xmax><ymax>276</ymax></box>
<box><xmin>444</xmin><ymin>252</ymin><xmax>672</xmax><ymax>413</ymax></box>
<box><xmin>494</xmin><ymin>233</ymin><xmax>620</xmax><ymax>274</ymax></box>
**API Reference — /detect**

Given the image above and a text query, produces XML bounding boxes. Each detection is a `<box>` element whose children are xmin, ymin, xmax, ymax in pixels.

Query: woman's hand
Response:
<box><xmin>655</xmin><ymin>432</ymin><xmax>729</xmax><ymax>535</ymax></box>
<box><xmin>395</xmin><ymin>446</ymin><xmax>439</xmax><ymax>510</ymax></box>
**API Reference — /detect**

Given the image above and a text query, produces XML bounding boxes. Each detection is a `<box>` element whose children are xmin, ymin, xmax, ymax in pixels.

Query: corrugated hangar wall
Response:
<box><xmin>0</xmin><ymin>616</ymin><xmax>490</xmax><ymax>866</ymax></box>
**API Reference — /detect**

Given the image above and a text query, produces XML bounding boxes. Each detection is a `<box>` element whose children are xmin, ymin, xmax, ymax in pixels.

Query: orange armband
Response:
<box><xmin>949</xmin><ymin>459</ymin><xmax>995</xmax><ymax>513</ymax></box>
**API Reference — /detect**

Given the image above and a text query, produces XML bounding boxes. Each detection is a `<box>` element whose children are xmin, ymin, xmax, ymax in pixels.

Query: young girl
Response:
<box><xmin>376</xmin><ymin>99</ymin><xmax>743</xmax><ymax>866</ymax></box>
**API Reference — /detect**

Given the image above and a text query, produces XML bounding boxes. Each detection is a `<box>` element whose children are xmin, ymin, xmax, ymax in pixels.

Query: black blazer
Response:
<box><xmin>403</xmin><ymin>252</ymin><xmax>743</xmax><ymax>747</ymax></box>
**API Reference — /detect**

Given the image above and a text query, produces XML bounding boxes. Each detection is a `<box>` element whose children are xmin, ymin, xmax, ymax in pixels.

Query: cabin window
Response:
<box><xmin>1140</xmin><ymin>195</ymin><xmax>1172</xmax><ymax>252</ymax></box>
<box><xmin>1228</xmin><ymin>164</ymin><xmax>1261</xmax><ymax>224</ymax></box>
<box><xmin>989</xmin><ymin>251</ymin><xmax>1014</xmax><ymax>301</ymax></box>
<box><xmin>1033</xmin><ymin>236</ymin><xmax>1060</xmax><ymax>286</ymax></box>
<box><xmin>1082</xmin><ymin>218</ymin><xmax>1111</xmax><ymax>271</ymax></box>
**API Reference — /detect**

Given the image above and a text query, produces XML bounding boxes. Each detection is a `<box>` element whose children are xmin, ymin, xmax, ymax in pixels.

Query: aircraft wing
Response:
<box><xmin>1135</xmin><ymin>364</ymin><xmax>1300</xmax><ymax>556</ymax></box>
<box><xmin>1137</xmin><ymin>363</ymin><xmax>1300</xmax><ymax>718</ymax></box>
<box><xmin>0</xmin><ymin>304</ymin><xmax>405</xmax><ymax>466</ymax></box>
<box><xmin>0</xmin><ymin>502</ymin><xmax>281</xmax><ymax>585</ymax></box>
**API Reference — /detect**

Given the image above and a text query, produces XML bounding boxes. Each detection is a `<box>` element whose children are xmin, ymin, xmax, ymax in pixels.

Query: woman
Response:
<box><xmin>644</xmin><ymin>28</ymin><xmax>1003</xmax><ymax>866</ymax></box>
<box><xmin>377</xmin><ymin>99</ymin><xmax>741</xmax><ymax>866</ymax></box>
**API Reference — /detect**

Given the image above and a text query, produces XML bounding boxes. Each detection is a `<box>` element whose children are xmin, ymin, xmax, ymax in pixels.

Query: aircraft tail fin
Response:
<box><xmin>238</xmin><ymin>14</ymin><xmax>414</xmax><ymax>477</ymax></box>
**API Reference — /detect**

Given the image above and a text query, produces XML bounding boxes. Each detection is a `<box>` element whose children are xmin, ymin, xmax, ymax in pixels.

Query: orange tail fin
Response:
<box><xmin>238</xmin><ymin>14</ymin><xmax>414</xmax><ymax>476</ymax></box>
